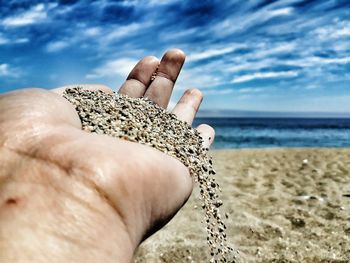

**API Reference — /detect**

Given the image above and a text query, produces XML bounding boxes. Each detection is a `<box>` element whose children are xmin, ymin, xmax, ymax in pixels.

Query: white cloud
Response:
<box><xmin>0</xmin><ymin>64</ymin><xmax>10</xmax><ymax>75</ymax></box>
<box><xmin>333</xmin><ymin>27</ymin><xmax>350</xmax><ymax>37</ymax></box>
<box><xmin>187</xmin><ymin>45</ymin><xmax>243</xmax><ymax>62</ymax></box>
<box><xmin>254</xmin><ymin>42</ymin><xmax>296</xmax><ymax>59</ymax></box>
<box><xmin>176</xmin><ymin>68</ymin><xmax>224</xmax><ymax>89</ymax></box>
<box><xmin>285</xmin><ymin>56</ymin><xmax>350</xmax><ymax>67</ymax></box>
<box><xmin>269</xmin><ymin>7</ymin><xmax>293</xmax><ymax>17</ymax></box>
<box><xmin>237</xmin><ymin>87</ymin><xmax>264</xmax><ymax>93</ymax></box>
<box><xmin>46</xmin><ymin>41</ymin><xmax>70</xmax><ymax>52</ymax></box>
<box><xmin>84</xmin><ymin>27</ymin><xmax>101</xmax><ymax>37</ymax></box>
<box><xmin>204</xmin><ymin>89</ymin><xmax>234</xmax><ymax>95</ymax></box>
<box><xmin>0</xmin><ymin>64</ymin><xmax>21</xmax><ymax>77</ymax></box>
<box><xmin>224</xmin><ymin>42</ymin><xmax>296</xmax><ymax>73</ymax></box>
<box><xmin>210</xmin><ymin>4</ymin><xmax>294</xmax><ymax>37</ymax></box>
<box><xmin>86</xmin><ymin>58</ymin><xmax>138</xmax><ymax>79</ymax></box>
<box><xmin>0</xmin><ymin>34</ymin><xmax>29</xmax><ymax>45</ymax></box>
<box><xmin>315</xmin><ymin>57</ymin><xmax>350</xmax><ymax>65</ymax></box>
<box><xmin>232</xmin><ymin>71</ymin><xmax>298</xmax><ymax>83</ymax></box>
<box><xmin>161</xmin><ymin>28</ymin><xmax>198</xmax><ymax>41</ymax></box>
<box><xmin>227</xmin><ymin>58</ymin><xmax>276</xmax><ymax>73</ymax></box>
<box><xmin>147</xmin><ymin>0</ymin><xmax>179</xmax><ymax>6</ymax></box>
<box><xmin>315</xmin><ymin>21</ymin><xmax>350</xmax><ymax>39</ymax></box>
<box><xmin>305</xmin><ymin>85</ymin><xmax>320</xmax><ymax>90</ymax></box>
<box><xmin>14</xmin><ymin>38</ymin><xmax>29</xmax><ymax>44</ymax></box>
<box><xmin>0</xmin><ymin>36</ymin><xmax>9</xmax><ymax>45</ymax></box>
<box><xmin>204</xmin><ymin>87</ymin><xmax>265</xmax><ymax>96</ymax></box>
<box><xmin>2</xmin><ymin>4</ymin><xmax>48</xmax><ymax>27</ymax></box>
<box><xmin>105</xmin><ymin>23</ymin><xmax>147</xmax><ymax>42</ymax></box>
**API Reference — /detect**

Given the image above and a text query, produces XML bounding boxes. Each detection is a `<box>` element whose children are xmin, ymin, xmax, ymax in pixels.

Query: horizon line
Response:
<box><xmin>196</xmin><ymin>109</ymin><xmax>350</xmax><ymax>118</ymax></box>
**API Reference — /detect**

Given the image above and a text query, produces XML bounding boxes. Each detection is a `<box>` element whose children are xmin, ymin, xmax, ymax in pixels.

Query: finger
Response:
<box><xmin>196</xmin><ymin>124</ymin><xmax>215</xmax><ymax>149</ymax></box>
<box><xmin>118</xmin><ymin>56</ymin><xmax>159</xmax><ymax>98</ymax></box>
<box><xmin>144</xmin><ymin>49</ymin><xmax>186</xmax><ymax>108</ymax></box>
<box><xmin>52</xmin><ymin>84</ymin><xmax>114</xmax><ymax>95</ymax></box>
<box><xmin>172</xmin><ymin>88</ymin><xmax>203</xmax><ymax>125</ymax></box>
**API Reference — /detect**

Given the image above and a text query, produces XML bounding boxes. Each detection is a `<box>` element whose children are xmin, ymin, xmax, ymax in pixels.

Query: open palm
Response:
<box><xmin>0</xmin><ymin>50</ymin><xmax>214</xmax><ymax>263</ymax></box>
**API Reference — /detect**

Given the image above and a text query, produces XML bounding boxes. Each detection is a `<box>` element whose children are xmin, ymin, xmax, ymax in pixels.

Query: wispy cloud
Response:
<box><xmin>0</xmin><ymin>0</ymin><xmax>349</xmax><ymax>112</ymax></box>
<box><xmin>0</xmin><ymin>33</ymin><xmax>29</xmax><ymax>45</ymax></box>
<box><xmin>46</xmin><ymin>41</ymin><xmax>70</xmax><ymax>52</ymax></box>
<box><xmin>104</xmin><ymin>23</ymin><xmax>150</xmax><ymax>43</ymax></box>
<box><xmin>86</xmin><ymin>58</ymin><xmax>138</xmax><ymax>79</ymax></box>
<box><xmin>204</xmin><ymin>89</ymin><xmax>234</xmax><ymax>95</ymax></box>
<box><xmin>2</xmin><ymin>4</ymin><xmax>51</xmax><ymax>27</ymax></box>
<box><xmin>0</xmin><ymin>64</ymin><xmax>21</xmax><ymax>78</ymax></box>
<box><xmin>232</xmin><ymin>71</ymin><xmax>299</xmax><ymax>83</ymax></box>
<box><xmin>237</xmin><ymin>88</ymin><xmax>264</xmax><ymax>93</ymax></box>
<box><xmin>204</xmin><ymin>87</ymin><xmax>265</xmax><ymax>96</ymax></box>
<box><xmin>269</xmin><ymin>7</ymin><xmax>293</xmax><ymax>17</ymax></box>
<box><xmin>187</xmin><ymin>45</ymin><xmax>244</xmax><ymax>62</ymax></box>
<box><xmin>314</xmin><ymin>20</ymin><xmax>350</xmax><ymax>39</ymax></box>
<box><xmin>285</xmin><ymin>56</ymin><xmax>350</xmax><ymax>67</ymax></box>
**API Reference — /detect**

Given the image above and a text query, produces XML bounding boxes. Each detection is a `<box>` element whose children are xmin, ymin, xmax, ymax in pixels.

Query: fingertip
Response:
<box><xmin>144</xmin><ymin>49</ymin><xmax>186</xmax><ymax>108</ymax></box>
<box><xmin>166</xmin><ymin>49</ymin><xmax>186</xmax><ymax>60</ymax></box>
<box><xmin>141</xmin><ymin>56</ymin><xmax>159</xmax><ymax>66</ymax></box>
<box><xmin>197</xmin><ymin>124</ymin><xmax>215</xmax><ymax>148</ymax></box>
<box><xmin>187</xmin><ymin>88</ymin><xmax>203</xmax><ymax>102</ymax></box>
<box><xmin>172</xmin><ymin>88</ymin><xmax>203</xmax><ymax>124</ymax></box>
<box><xmin>160</xmin><ymin>49</ymin><xmax>186</xmax><ymax>67</ymax></box>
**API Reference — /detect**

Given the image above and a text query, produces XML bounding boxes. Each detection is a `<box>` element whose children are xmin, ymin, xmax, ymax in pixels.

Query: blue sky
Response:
<box><xmin>0</xmin><ymin>0</ymin><xmax>349</xmax><ymax>114</ymax></box>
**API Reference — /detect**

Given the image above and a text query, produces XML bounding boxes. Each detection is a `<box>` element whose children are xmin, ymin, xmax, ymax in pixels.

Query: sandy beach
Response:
<box><xmin>134</xmin><ymin>148</ymin><xmax>350</xmax><ymax>263</ymax></box>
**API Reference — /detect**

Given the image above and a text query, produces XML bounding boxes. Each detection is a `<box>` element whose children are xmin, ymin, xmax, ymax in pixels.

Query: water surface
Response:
<box><xmin>193</xmin><ymin>118</ymin><xmax>350</xmax><ymax>149</ymax></box>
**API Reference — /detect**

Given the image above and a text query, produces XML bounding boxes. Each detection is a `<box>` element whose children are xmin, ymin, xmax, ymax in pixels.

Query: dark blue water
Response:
<box><xmin>192</xmin><ymin>118</ymin><xmax>350</xmax><ymax>149</ymax></box>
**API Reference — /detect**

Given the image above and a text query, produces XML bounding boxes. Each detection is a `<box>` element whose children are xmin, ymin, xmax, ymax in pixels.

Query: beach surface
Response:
<box><xmin>134</xmin><ymin>148</ymin><xmax>350</xmax><ymax>262</ymax></box>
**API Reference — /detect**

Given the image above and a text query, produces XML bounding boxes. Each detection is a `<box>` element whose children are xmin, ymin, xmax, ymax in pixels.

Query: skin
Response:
<box><xmin>0</xmin><ymin>49</ymin><xmax>215</xmax><ymax>263</ymax></box>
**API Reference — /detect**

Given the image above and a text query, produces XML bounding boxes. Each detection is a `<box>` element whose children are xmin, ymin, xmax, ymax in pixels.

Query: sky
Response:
<box><xmin>0</xmin><ymin>0</ymin><xmax>349</xmax><ymax>115</ymax></box>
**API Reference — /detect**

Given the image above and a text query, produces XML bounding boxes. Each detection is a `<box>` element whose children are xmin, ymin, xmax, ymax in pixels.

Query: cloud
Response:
<box><xmin>14</xmin><ymin>38</ymin><xmax>29</xmax><ymax>44</ymax></box>
<box><xmin>0</xmin><ymin>64</ymin><xmax>21</xmax><ymax>78</ymax></box>
<box><xmin>204</xmin><ymin>89</ymin><xmax>234</xmax><ymax>95</ymax></box>
<box><xmin>0</xmin><ymin>36</ymin><xmax>9</xmax><ymax>45</ymax></box>
<box><xmin>147</xmin><ymin>0</ymin><xmax>179</xmax><ymax>6</ymax></box>
<box><xmin>285</xmin><ymin>56</ymin><xmax>350</xmax><ymax>67</ymax></box>
<box><xmin>187</xmin><ymin>45</ymin><xmax>244</xmax><ymax>62</ymax></box>
<box><xmin>314</xmin><ymin>21</ymin><xmax>350</xmax><ymax>39</ymax></box>
<box><xmin>84</xmin><ymin>27</ymin><xmax>102</xmax><ymax>37</ymax></box>
<box><xmin>209</xmin><ymin>3</ymin><xmax>294</xmax><ymax>37</ymax></box>
<box><xmin>2</xmin><ymin>4</ymin><xmax>50</xmax><ymax>27</ymax></box>
<box><xmin>269</xmin><ymin>7</ymin><xmax>293</xmax><ymax>17</ymax></box>
<box><xmin>237</xmin><ymin>88</ymin><xmax>264</xmax><ymax>93</ymax></box>
<box><xmin>232</xmin><ymin>71</ymin><xmax>298</xmax><ymax>83</ymax></box>
<box><xmin>46</xmin><ymin>41</ymin><xmax>70</xmax><ymax>52</ymax></box>
<box><xmin>0</xmin><ymin>33</ymin><xmax>29</xmax><ymax>45</ymax></box>
<box><xmin>176</xmin><ymin>64</ymin><xmax>225</xmax><ymax>90</ymax></box>
<box><xmin>104</xmin><ymin>23</ymin><xmax>150</xmax><ymax>42</ymax></box>
<box><xmin>204</xmin><ymin>87</ymin><xmax>265</xmax><ymax>96</ymax></box>
<box><xmin>86</xmin><ymin>58</ymin><xmax>138</xmax><ymax>79</ymax></box>
<box><xmin>0</xmin><ymin>0</ymin><xmax>349</xmax><ymax>112</ymax></box>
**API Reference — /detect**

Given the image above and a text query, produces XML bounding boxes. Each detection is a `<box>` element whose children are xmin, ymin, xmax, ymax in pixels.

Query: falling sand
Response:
<box><xmin>63</xmin><ymin>88</ymin><xmax>238</xmax><ymax>263</ymax></box>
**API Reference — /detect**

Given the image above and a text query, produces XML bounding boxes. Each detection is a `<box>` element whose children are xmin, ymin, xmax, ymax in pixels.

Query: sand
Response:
<box><xmin>134</xmin><ymin>148</ymin><xmax>350</xmax><ymax>263</ymax></box>
<box><xmin>63</xmin><ymin>88</ymin><xmax>234</xmax><ymax>262</ymax></box>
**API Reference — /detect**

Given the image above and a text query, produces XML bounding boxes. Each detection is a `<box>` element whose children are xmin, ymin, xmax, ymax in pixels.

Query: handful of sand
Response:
<box><xmin>63</xmin><ymin>87</ymin><xmax>236</xmax><ymax>263</ymax></box>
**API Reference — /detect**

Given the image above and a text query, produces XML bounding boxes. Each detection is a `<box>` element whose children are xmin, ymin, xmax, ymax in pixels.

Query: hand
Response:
<box><xmin>0</xmin><ymin>49</ymin><xmax>214</xmax><ymax>262</ymax></box>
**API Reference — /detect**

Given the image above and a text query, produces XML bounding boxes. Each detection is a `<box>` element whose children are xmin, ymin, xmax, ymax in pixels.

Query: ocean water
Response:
<box><xmin>192</xmin><ymin>118</ymin><xmax>350</xmax><ymax>149</ymax></box>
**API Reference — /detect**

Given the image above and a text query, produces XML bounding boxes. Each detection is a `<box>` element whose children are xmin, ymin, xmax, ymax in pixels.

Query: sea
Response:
<box><xmin>192</xmin><ymin>118</ymin><xmax>350</xmax><ymax>149</ymax></box>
